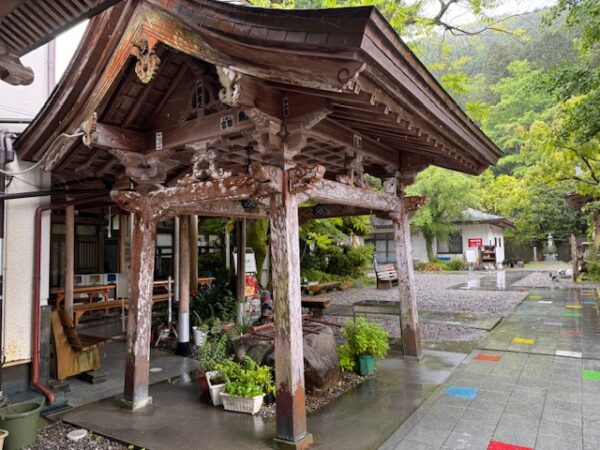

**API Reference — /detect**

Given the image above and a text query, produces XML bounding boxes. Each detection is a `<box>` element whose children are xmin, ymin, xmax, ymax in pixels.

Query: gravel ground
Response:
<box><xmin>325</xmin><ymin>272</ymin><xmax>525</xmax><ymax>316</ymax></box>
<box><xmin>23</xmin><ymin>421</ymin><xmax>127</xmax><ymax>450</ymax></box>
<box><xmin>512</xmin><ymin>271</ymin><xmax>600</xmax><ymax>289</ymax></box>
<box><xmin>321</xmin><ymin>272</ymin><xmax>527</xmax><ymax>343</ymax></box>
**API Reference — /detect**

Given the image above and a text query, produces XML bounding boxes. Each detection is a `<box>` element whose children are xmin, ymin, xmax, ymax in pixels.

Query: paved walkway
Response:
<box><xmin>380</xmin><ymin>284</ymin><xmax>600</xmax><ymax>450</ymax></box>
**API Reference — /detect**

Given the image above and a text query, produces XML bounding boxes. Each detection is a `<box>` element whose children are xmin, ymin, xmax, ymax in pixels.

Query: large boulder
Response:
<box><xmin>234</xmin><ymin>324</ymin><xmax>341</xmax><ymax>395</ymax></box>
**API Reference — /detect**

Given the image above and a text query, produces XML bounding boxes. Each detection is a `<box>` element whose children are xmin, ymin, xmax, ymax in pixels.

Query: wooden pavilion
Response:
<box><xmin>16</xmin><ymin>0</ymin><xmax>501</xmax><ymax>447</ymax></box>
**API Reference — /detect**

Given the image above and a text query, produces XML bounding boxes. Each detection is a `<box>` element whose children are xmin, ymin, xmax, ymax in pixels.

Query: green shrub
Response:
<box><xmin>327</xmin><ymin>244</ymin><xmax>374</xmax><ymax>278</ymax></box>
<box><xmin>337</xmin><ymin>318</ymin><xmax>389</xmax><ymax>372</ymax></box>
<box><xmin>446</xmin><ymin>259</ymin><xmax>465</xmax><ymax>271</ymax></box>
<box><xmin>587</xmin><ymin>260</ymin><xmax>600</xmax><ymax>281</ymax></box>
<box><xmin>197</xmin><ymin>334</ymin><xmax>230</xmax><ymax>373</ymax></box>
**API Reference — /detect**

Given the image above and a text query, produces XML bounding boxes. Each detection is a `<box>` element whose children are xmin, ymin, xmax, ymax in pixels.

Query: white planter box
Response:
<box><xmin>220</xmin><ymin>393</ymin><xmax>263</xmax><ymax>415</ymax></box>
<box><xmin>206</xmin><ymin>371</ymin><xmax>225</xmax><ymax>406</ymax></box>
<box><xmin>193</xmin><ymin>327</ymin><xmax>207</xmax><ymax>346</ymax></box>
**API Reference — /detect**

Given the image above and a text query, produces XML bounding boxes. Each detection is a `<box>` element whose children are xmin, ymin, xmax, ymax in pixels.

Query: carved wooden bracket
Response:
<box><xmin>131</xmin><ymin>38</ymin><xmax>160</xmax><ymax>84</ymax></box>
<box><xmin>110</xmin><ymin>149</ymin><xmax>177</xmax><ymax>192</ymax></box>
<box><xmin>179</xmin><ymin>148</ymin><xmax>232</xmax><ymax>183</ymax></box>
<box><xmin>404</xmin><ymin>195</ymin><xmax>427</xmax><ymax>212</ymax></box>
<box><xmin>337</xmin><ymin>62</ymin><xmax>367</xmax><ymax>92</ymax></box>
<box><xmin>289</xmin><ymin>164</ymin><xmax>326</xmax><ymax>194</ymax></box>
<box><xmin>337</xmin><ymin>151</ymin><xmax>365</xmax><ymax>187</ymax></box>
<box><xmin>242</xmin><ymin>108</ymin><xmax>282</xmax><ymax>154</ymax></box>
<box><xmin>0</xmin><ymin>42</ymin><xmax>34</xmax><ymax>86</ymax></box>
<box><xmin>81</xmin><ymin>113</ymin><xmax>98</xmax><ymax>148</ymax></box>
<box><xmin>216</xmin><ymin>66</ymin><xmax>241</xmax><ymax>106</ymax></box>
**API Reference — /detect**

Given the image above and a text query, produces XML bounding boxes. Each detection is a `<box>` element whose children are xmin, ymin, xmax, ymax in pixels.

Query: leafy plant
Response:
<box><xmin>217</xmin><ymin>356</ymin><xmax>275</xmax><ymax>398</ymax></box>
<box><xmin>197</xmin><ymin>334</ymin><xmax>230</xmax><ymax>373</ymax></box>
<box><xmin>337</xmin><ymin>318</ymin><xmax>389</xmax><ymax>372</ymax></box>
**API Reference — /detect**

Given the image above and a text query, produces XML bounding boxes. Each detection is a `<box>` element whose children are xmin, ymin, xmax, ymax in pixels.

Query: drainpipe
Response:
<box><xmin>32</xmin><ymin>196</ymin><xmax>105</xmax><ymax>404</ymax></box>
<box><xmin>0</xmin><ymin>130</ymin><xmax>16</xmax><ymax>400</ymax></box>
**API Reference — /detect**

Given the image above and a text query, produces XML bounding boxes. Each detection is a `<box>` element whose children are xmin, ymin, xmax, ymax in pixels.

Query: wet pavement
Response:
<box><xmin>451</xmin><ymin>270</ymin><xmax>532</xmax><ymax>292</ymax></box>
<box><xmin>380</xmin><ymin>278</ymin><xmax>600</xmax><ymax>450</ymax></box>
<box><xmin>60</xmin><ymin>350</ymin><xmax>466</xmax><ymax>450</ymax></box>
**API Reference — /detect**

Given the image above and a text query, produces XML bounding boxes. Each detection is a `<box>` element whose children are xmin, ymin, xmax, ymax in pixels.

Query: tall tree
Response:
<box><xmin>406</xmin><ymin>166</ymin><xmax>477</xmax><ymax>261</ymax></box>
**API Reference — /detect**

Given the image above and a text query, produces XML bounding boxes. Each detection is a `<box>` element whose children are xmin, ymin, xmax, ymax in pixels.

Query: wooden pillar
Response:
<box><xmin>271</xmin><ymin>173</ymin><xmax>312</xmax><ymax>449</ymax></box>
<box><xmin>118</xmin><ymin>213</ymin><xmax>127</xmax><ymax>274</ymax></box>
<box><xmin>189</xmin><ymin>215</ymin><xmax>198</xmax><ymax>291</ymax></box>
<box><xmin>571</xmin><ymin>232</ymin><xmax>579</xmax><ymax>282</ymax></box>
<box><xmin>236</xmin><ymin>219</ymin><xmax>246</xmax><ymax>325</ymax></box>
<box><xmin>392</xmin><ymin>195</ymin><xmax>422</xmax><ymax>358</ymax></box>
<box><xmin>123</xmin><ymin>210</ymin><xmax>157</xmax><ymax>411</ymax></box>
<box><xmin>176</xmin><ymin>216</ymin><xmax>191</xmax><ymax>356</ymax></box>
<box><xmin>64</xmin><ymin>203</ymin><xmax>75</xmax><ymax>324</ymax></box>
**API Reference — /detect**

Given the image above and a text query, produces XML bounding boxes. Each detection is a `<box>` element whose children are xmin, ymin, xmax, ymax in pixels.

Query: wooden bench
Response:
<box><xmin>301</xmin><ymin>297</ymin><xmax>331</xmax><ymax>318</ymax></box>
<box><xmin>374</xmin><ymin>263</ymin><xmax>399</xmax><ymax>290</ymax></box>
<box><xmin>304</xmin><ymin>281</ymin><xmax>340</xmax><ymax>295</ymax></box>
<box><xmin>51</xmin><ymin>311</ymin><xmax>106</xmax><ymax>381</ymax></box>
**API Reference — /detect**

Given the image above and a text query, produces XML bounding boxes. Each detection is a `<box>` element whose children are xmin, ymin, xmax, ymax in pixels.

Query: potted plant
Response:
<box><xmin>197</xmin><ymin>334</ymin><xmax>229</xmax><ymax>394</ymax></box>
<box><xmin>205</xmin><ymin>370</ymin><xmax>226</xmax><ymax>406</ymax></box>
<box><xmin>217</xmin><ymin>357</ymin><xmax>274</xmax><ymax>415</ymax></box>
<box><xmin>192</xmin><ymin>311</ymin><xmax>209</xmax><ymax>346</ymax></box>
<box><xmin>337</xmin><ymin>317</ymin><xmax>389</xmax><ymax>376</ymax></box>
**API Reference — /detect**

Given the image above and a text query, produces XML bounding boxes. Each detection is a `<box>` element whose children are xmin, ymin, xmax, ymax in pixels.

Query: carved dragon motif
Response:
<box><xmin>216</xmin><ymin>65</ymin><xmax>241</xmax><ymax>106</ymax></box>
<box><xmin>131</xmin><ymin>39</ymin><xmax>160</xmax><ymax>84</ymax></box>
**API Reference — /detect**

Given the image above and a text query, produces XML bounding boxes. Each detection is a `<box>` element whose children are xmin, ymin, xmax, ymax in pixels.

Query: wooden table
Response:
<box><xmin>51</xmin><ymin>284</ymin><xmax>116</xmax><ymax>310</ymax></box>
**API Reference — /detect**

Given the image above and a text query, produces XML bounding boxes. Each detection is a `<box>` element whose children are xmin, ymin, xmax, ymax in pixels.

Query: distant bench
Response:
<box><xmin>303</xmin><ymin>281</ymin><xmax>340</xmax><ymax>295</ymax></box>
<box><xmin>374</xmin><ymin>263</ymin><xmax>398</xmax><ymax>290</ymax></box>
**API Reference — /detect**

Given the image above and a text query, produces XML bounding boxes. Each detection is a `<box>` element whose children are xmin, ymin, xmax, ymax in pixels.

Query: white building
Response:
<box><xmin>368</xmin><ymin>208</ymin><xmax>515</xmax><ymax>265</ymax></box>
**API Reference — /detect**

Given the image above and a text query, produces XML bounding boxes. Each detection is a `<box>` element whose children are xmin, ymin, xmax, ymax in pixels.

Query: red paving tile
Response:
<box><xmin>475</xmin><ymin>354</ymin><xmax>502</xmax><ymax>362</ymax></box>
<box><xmin>561</xmin><ymin>330</ymin><xmax>582</xmax><ymax>337</ymax></box>
<box><xmin>487</xmin><ymin>441</ymin><xmax>533</xmax><ymax>450</ymax></box>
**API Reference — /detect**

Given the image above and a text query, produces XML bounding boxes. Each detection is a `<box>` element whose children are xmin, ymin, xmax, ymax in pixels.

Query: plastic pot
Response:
<box><xmin>206</xmin><ymin>371</ymin><xmax>226</xmax><ymax>406</ymax></box>
<box><xmin>357</xmin><ymin>355</ymin><xmax>376</xmax><ymax>376</ymax></box>
<box><xmin>0</xmin><ymin>399</ymin><xmax>43</xmax><ymax>450</ymax></box>
<box><xmin>192</xmin><ymin>327</ymin><xmax>207</xmax><ymax>346</ymax></box>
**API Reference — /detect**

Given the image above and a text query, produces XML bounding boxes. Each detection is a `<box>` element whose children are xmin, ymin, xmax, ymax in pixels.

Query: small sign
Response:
<box><xmin>155</xmin><ymin>131</ymin><xmax>163</xmax><ymax>150</ymax></box>
<box><xmin>468</xmin><ymin>238</ymin><xmax>483</xmax><ymax>248</ymax></box>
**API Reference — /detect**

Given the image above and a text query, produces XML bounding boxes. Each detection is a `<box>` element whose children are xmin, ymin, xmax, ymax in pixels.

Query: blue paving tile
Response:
<box><xmin>445</xmin><ymin>386</ymin><xmax>478</xmax><ymax>400</ymax></box>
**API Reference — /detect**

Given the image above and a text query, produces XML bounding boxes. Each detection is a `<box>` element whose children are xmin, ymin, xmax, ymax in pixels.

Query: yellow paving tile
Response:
<box><xmin>565</xmin><ymin>305</ymin><xmax>583</xmax><ymax>310</ymax></box>
<box><xmin>512</xmin><ymin>337</ymin><xmax>535</xmax><ymax>345</ymax></box>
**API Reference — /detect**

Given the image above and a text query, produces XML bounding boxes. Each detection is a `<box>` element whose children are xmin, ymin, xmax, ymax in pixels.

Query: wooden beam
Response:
<box><xmin>392</xmin><ymin>195</ymin><xmax>422</xmax><ymax>358</ymax></box>
<box><xmin>119</xmin><ymin>213</ymin><xmax>127</xmax><ymax>274</ymax></box>
<box><xmin>111</xmin><ymin>164</ymin><xmax>283</xmax><ymax>221</ymax></box>
<box><xmin>176</xmin><ymin>215</ymin><xmax>191</xmax><ymax>356</ymax></box>
<box><xmin>123</xmin><ymin>207</ymin><xmax>157</xmax><ymax>411</ymax></box>
<box><xmin>304</xmin><ymin>179</ymin><xmax>399</xmax><ymax>212</ymax></box>
<box><xmin>93</xmin><ymin>122</ymin><xmax>145</xmax><ymax>151</ymax></box>
<box><xmin>270</xmin><ymin>175</ymin><xmax>312</xmax><ymax>449</ymax></box>
<box><xmin>298</xmin><ymin>204</ymin><xmax>374</xmax><ymax>224</ymax></box>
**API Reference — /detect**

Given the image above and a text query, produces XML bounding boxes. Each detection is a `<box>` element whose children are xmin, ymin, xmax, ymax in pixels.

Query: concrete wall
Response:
<box><xmin>3</xmin><ymin>158</ymin><xmax>51</xmax><ymax>365</ymax></box>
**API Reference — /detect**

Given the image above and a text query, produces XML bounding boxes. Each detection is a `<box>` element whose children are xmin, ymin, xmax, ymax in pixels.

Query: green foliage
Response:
<box><xmin>197</xmin><ymin>334</ymin><xmax>230</xmax><ymax>373</ymax></box>
<box><xmin>414</xmin><ymin>259</ymin><xmax>464</xmax><ymax>271</ymax></box>
<box><xmin>190</xmin><ymin>285</ymin><xmax>237</xmax><ymax>324</ymax></box>
<box><xmin>586</xmin><ymin>260</ymin><xmax>600</xmax><ymax>282</ymax></box>
<box><xmin>338</xmin><ymin>318</ymin><xmax>389</xmax><ymax>369</ymax></box>
<box><xmin>217</xmin><ymin>356</ymin><xmax>275</xmax><ymax>398</ymax></box>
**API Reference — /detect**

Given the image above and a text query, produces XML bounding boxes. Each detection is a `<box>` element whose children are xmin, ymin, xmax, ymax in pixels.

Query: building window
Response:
<box><xmin>438</xmin><ymin>232</ymin><xmax>463</xmax><ymax>254</ymax></box>
<box><xmin>365</xmin><ymin>233</ymin><xmax>394</xmax><ymax>263</ymax></box>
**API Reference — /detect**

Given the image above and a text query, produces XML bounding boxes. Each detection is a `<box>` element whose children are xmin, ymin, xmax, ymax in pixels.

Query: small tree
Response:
<box><xmin>407</xmin><ymin>166</ymin><xmax>477</xmax><ymax>261</ymax></box>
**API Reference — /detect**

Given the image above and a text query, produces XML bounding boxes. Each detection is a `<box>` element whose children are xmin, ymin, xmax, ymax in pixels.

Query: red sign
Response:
<box><xmin>468</xmin><ymin>238</ymin><xmax>483</xmax><ymax>248</ymax></box>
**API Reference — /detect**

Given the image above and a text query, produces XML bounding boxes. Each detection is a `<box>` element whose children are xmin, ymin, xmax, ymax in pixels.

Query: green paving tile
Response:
<box><xmin>565</xmin><ymin>312</ymin><xmax>582</xmax><ymax>318</ymax></box>
<box><xmin>529</xmin><ymin>295</ymin><xmax>543</xmax><ymax>300</ymax></box>
<box><xmin>583</xmin><ymin>370</ymin><xmax>600</xmax><ymax>380</ymax></box>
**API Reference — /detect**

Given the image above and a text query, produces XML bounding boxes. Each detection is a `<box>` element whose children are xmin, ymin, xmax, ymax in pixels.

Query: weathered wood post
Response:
<box><xmin>189</xmin><ymin>215</ymin><xmax>198</xmax><ymax>291</ymax></box>
<box><xmin>64</xmin><ymin>203</ymin><xmax>75</xmax><ymax>323</ymax></box>
<box><xmin>235</xmin><ymin>218</ymin><xmax>246</xmax><ymax>325</ymax></box>
<box><xmin>271</xmin><ymin>170</ymin><xmax>312</xmax><ymax>449</ymax></box>
<box><xmin>176</xmin><ymin>215</ymin><xmax>191</xmax><ymax>356</ymax></box>
<box><xmin>123</xmin><ymin>204</ymin><xmax>157</xmax><ymax>410</ymax></box>
<box><xmin>571</xmin><ymin>231</ymin><xmax>578</xmax><ymax>282</ymax></box>
<box><xmin>392</xmin><ymin>186</ymin><xmax>422</xmax><ymax>358</ymax></box>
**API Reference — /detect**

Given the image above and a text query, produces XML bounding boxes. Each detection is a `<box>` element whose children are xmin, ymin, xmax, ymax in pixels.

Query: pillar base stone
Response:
<box><xmin>121</xmin><ymin>396</ymin><xmax>152</xmax><ymax>412</ymax></box>
<box><xmin>273</xmin><ymin>433</ymin><xmax>314</xmax><ymax>450</ymax></box>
